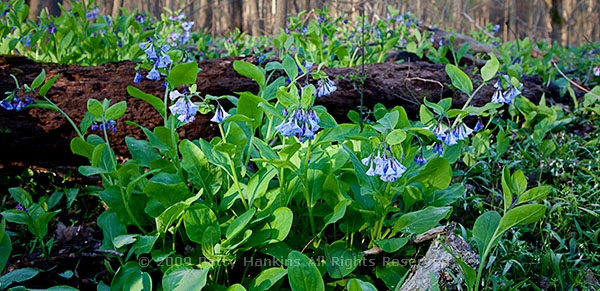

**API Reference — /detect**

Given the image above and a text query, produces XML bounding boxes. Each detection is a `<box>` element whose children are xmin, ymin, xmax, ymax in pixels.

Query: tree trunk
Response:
<box><xmin>550</xmin><ymin>0</ymin><xmax>563</xmax><ymax>44</ymax></box>
<box><xmin>111</xmin><ymin>0</ymin><xmax>122</xmax><ymax>18</ymax></box>
<box><xmin>230</xmin><ymin>0</ymin><xmax>244</xmax><ymax>32</ymax></box>
<box><xmin>273</xmin><ymin>0</ymin><xmax>287</xmax><ymax>34</ymax></box>
<box><xmin>249</xmin><ymin>0</ymin><xmax>261</xmax><ymax>35</ymax></box>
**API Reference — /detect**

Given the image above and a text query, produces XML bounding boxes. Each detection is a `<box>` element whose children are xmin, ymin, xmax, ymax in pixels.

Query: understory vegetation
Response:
<box><xmin>1</xmin><ymin>0</ymin><xmax>599</xmax><ymax>290</ymax></box>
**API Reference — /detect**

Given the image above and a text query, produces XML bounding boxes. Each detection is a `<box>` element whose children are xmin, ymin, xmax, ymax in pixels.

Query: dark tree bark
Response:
<box><xmin>550</xmin><ymin>0</ymin><xmax>564</xmax><ymax>44</ymax></box>
<box><xmin>0</xmin><ymin>54</ymin><xmax>552</xmax><ymax>171</ymax></box>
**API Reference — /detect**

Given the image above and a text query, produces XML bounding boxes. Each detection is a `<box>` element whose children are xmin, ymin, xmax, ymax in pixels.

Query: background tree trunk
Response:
<box><xmin>550</xmin><ymin>0</ymin><xmax>564</xmax><ymax>44</ymax></box>
<box><xmin>230</xmin><ymin>0</ymin><xmax>244</xmax><ymax>32</ymax></box>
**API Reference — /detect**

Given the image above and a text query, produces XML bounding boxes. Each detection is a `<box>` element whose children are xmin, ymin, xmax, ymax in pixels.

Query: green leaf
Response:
<box><xmin>179</xmin><ymin>140</ymin><xmax>222</xmax><ymax>198</ymax></box>
<box><xmin>246</xmin><ymin>167</ymin><xmax>278</xmax><ymax>206</ymax></box>
<box><xmin>184</xmin><ymin>204</ymin><xmax>219</xmax><ymax>243</ymax></box>
<box><xmin>425</xmin><ymin>183</ymin><xmax>464</xmax><ymax>207</ymax></box>
<box><xmin>0</xmin><ymin>219</ymin><xmax>11</xmax><ymax>274</ymax></box>
<box><xmin>143</xmin><ymin>173</ymin><xmax>192</xmax><ymax>207</ymax></box>
<box><xmin>445</xmin><ymin>64</ymin><xmax>473</xmax><ymax>95</ymax></box>
<box><xmin>323</xmin><ymin>201</ymin><xmax>348</xmax><ymax>227</ymax></box>
<box><xmin>162</xmin><ymin>265</ymin><xmax>209</xmax><ymax>291</ymax></box>
<box><xmin>385</xmin><ymin>129</ymin><xmax>406</xmax><ymax>145</ymax></box>
<box><xmin>30</xmin><ymin>70</ymin><xmax>46</xmax><ymax>89</ymax></box>
<box><xmin>480</xmin><ymin>54</ymin><xmax>499</xmax><ymax>82</ymax></box>
<box><xmin>517</xmin><ymin>185</ymin><xmax>552</xmax><ymax>205</ymax></box>
<box><xmin>70</xmin><ymin>137</ymin><xmax>95</xmax><ymax>159</ymax></box>
<box><xmin>237</xmin><ymin>91</ymin><xmax>265</xmax><ymax>131</ymax></box>
<box><xmin>126</xmin><ymin>137</ymin><xmax>162</xmax><ymax>168</ymax></box>
<box><xmin>511</xmin><ymin>170</ymin><xmax>528</xmax><ymax>195</ymax></box>
<box><xmin>325</xmin><ymin>242</ymin><xmax>363</xmax><ymax>279</ymax></box>
<box><xmin>167</xmin><ymin>62</ymin><xmax>198</xmax><ymax>87</ymax></box>
<box><xmin>0</xmin><ymin>267</ymin><xmax>39</xmax><ymax>287</ymax></box>
<box><xmin>347</xmin><ymin>278</ymin><xmax>378</xmax><ymax>291</ymax></box>
<box><xmin>39</xmin><ymin>74</ymin><xmax>59</xmax><ymax>96</ymax></box>
<box><xmin>472</xmin><ymin>211</ymin><xmax>501</xmax><ymax>255</ymax></box>
<box><xmin>246</xmin><ymin>207</ymin><xmax>294</xmax><ymax>247</ymax></box>
<box><xmin>282</xmin><ymin>55</ymin><xmax>298</xmax><ymax>81</ymax></box>
<box><xmin>393</xmin><ymin>206</ymin><xmax>451</xmax><ymax>235</ymax></box>
<box><xmin>111</xmin><ymin>262</ymin><xmax>152</xmax><ymax>291</ymax></box>
<box><xmin>248</xmin><ymin>267</ymin><xmax>287</xmax><ymax>291</ymax></box>
<box><xmin>87</xmin><ymin>98</ymin><xmax>104</xmax><ymax>117</ymax></box>
<box><xmin>234</xmin><ymin>60</ymin><xmax>265</xmax><ymax>89</ymax></box>
<box><xmin>495</xmin><ymin>204</ymin><xmax>546</xmax><ymax>236</ymax></box>
<box><xmin>374</xmin><ymin>238</ymin><xmax>409</xmax><ymax>253</ymax></box>
<box><xmin>97</xmin><ymin>210</ymin><xmax>127</xmax><ymax>250</ymax></box>
<box><xmin>501</xmin><ymin>167</ymin><xmax>513</xmax><ymax>214</ymax></box>
<box><xmin>127</xmin><ymin>86</ymin><xmax>166</xmax><ymax>118</ymax></box>
<box><xmin>105</xmin><ymin>101</ymin><xmax>127</xmax><ymax>121</ymax></box>
<box><xmin>408</xmin><ymin>157</ymin><xmax>452</xmax><ymax>190</ymax></box>
<box><xmin>8</xmin><ymin>187</ymin><xmax>32</xmax><ymax>208</ymax></box>
<box><xmin>226</xmin><ymin>208</ymin><xmax>256</xmax><ymax>240</ymax></box>
<box><xmin>287</xmin><ymin>251</ymin><xmax>325</xmax><ymax>291</ymax></box>
<box><xmin>156</xmin><ymin>202</ymin><xmax>189</xmax><ymax>235</ymax></box>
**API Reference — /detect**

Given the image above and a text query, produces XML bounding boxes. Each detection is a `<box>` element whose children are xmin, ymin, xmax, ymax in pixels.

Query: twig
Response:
<box><xmin>552</xmin><ymin>62</ymin><xmax>600</xmax><ymax>100</ymax></box>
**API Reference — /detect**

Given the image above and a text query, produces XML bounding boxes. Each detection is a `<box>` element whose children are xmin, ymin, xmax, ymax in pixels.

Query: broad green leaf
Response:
<box><xmin>0</xmin><ymin>219</ymin><xmax>11</xmax><ymax>274</ymax></box>
<box><xmin>246</xmin><ymin>167</ymin><xmax>277</xmax><ymax>206</ymax></box>
<box><xmin>282</xmin><ymin>55</ymin><xmax>298</xmax><ymax>81</ymax></box>
<box><xmin>517</xmin><ymin>185</ymin><xmax>552</xmax><ymax>205</ymax></box>
<box><xmin>234</xmin><ymin>60</ymin><xmax>265</xmax><ymax>89</ymax></box>
<box><xmin>501</xmin><ymin>167</ymin><xmax>513</xmax><ymax>213</ymax></box>
<box><xmin>425</xmin><ymin>183</ymin><xmax>464</xmax><ymax>207</ymax></box>
<box><xmin>105</xmin><ymin>101</ymin><xmax>127</xmax><ymax>121</ymax></box>
<box><xmin>39</xmin><ymin>74</ymin><xmax>59</xmax><ymax>96</ymax></box>
<box><xmin>386</xmin><ymin>129</ymin><xmax>406</xmax><ymax>145</ymax></box>
<box><xmin>127</xmin><ymin>86</ymin><xmax>166</xmax><ymax>117</ymax></box>
<box><xmin>226</xmin><ymin>208</ymin><xmax>256</xmax><ymax>240</ymax></box>
<box><xmin>126</xmin><ymin>137</ymin><xmax>161</xmax><ymax>168</ymax></box>
<box><xmin>156</xmin><ymin>202</ymin><xmax>189</xmax><ymax>235</ymax></box>
<box><xmin>113</xmin><ymin>234</ymin><xmax>139</xmax><ymax>248</ymax></box>
<box><xmin>496</xmin><ymin>204</ymin><xmax>546</xmax><ymax>236</ymax></box>
<box><xmin>408</xmin><ymin>157</ymin><xmax>452</xmax><ymax>190</ymax></box>
<box><xmin>325</xmin><ymin>242</ymin><xmax>363</xmax><ymax>279</ymax></box>
<box><xmin>180</xmin><ymin>140</ymin><xmax>222</xmax><ymax>198</ymax></box>
<box><xmin>87</xmin><ymin>98</ymin><xmax>104</xmax><ymax>116</ymax></box>
<box><xmin>128</xmin><ymin>235</ymin><xmax>158</xmax><ymax>260</ymax></box>
<box><xmin>480</xmin><ymin>54</ymin><xmax>499</xmax><ymax>82</ymax></box>
<box><xmin>472</xmin><ymin>211</ymin><xmax>501</xmax><ymax>255</ymax></box>
<box><xmin>162</xmin><ymin>265</ymin><xmax>209</xmax><ymax>291</ymax></box>
<box><xmin>374</xmin><ymin>238</ymin><xmax>409</xmax><ymax>253</ymax></box>
<box><xmin>375</xmin><ymin>262</ymin><xmax>407</xmax><ymax>290</ymax></box>
<box><xmin>167</xmin><ymin>62</ymin><xmax>198</xmax><ymax>87</ymax></box>
<box><xmin>184</xmin><ymin>204</ymin><xmax>219</xmax><ymax>243</ymax></box>
<box><xmin>287</xmin><ymin>251</ymin><xmax>325</xmax><ymax>291</ymax></box>
<box><xmin>143</xmin><ymin>173</ymin><xmax>192</xmax><ymax>207</ymax></box>
<box><xmin>323</xmin><ymin>201</ymin><xmax>348</xmax><ymax>227</ymax></box>
<box><xmin>248</xmin><ymin>267</ymin><xmax>287</xmax><ymax>291</ymax></box>
<box><xmin>30</xmin><ymin>69</ymin><xmax>46</xmax><ymax>89</ymax></box>
<box><xmin>393</xmin><ymin>206</ymin><xmax>451</xmax><ymax>235</ymax></box>
<box><xmin>511</xmin><ymin>170</ymin><xmax>528</xmax><ymax>195</ymax></box>
<box><xmin>8</xmin><ymin>187</ymin><xmax>32</xmax><ymax>208</ymax></box>
<box><xmin>97</xmin><ymin>210</ymin><xmax>127</xmax><ymax>250</ymax></box>
<box><xmin>237</xmin><ymin>92</ymin><xmax>265</xmax><ymax>131</ymax></box>
<box><xmin>111</xmin><ymin>262</ymin><xmax>151</xmax><ymax>291</ymax></box>
<box><xmin>70</xmin><ymin>137</ymin><xmax>95</xmax><ymax>159</ymax></box>
<box><xmin>246</xmin><ymin>207</ymin><xmax>293</xmax><ymax>247</ymax></box>
<box><xmin>0</xmin><ymin>267</ymin><xmax>39</xmax><ymax>287</ymax></box>
<box><xmin>347</xmin><ymin>278</ymin><xmax>378</xmax><ymax>291</ymax></box>
<box><xmin>445</xmin><ymin>64</ymin><xmax>473</xmax><ymax>95</ymax></box>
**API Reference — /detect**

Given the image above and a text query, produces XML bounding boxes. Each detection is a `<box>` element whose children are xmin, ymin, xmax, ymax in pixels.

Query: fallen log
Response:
<box><xmin>0</xmin><ymin>54</ymin><xmax>549</xmax><ymax>171</ymax></box>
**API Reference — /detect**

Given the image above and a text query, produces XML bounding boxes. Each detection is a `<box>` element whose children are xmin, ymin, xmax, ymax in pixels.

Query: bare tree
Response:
<box><xmin>230</xmin><ymin>0</ymin><xmax>244</xmax><ymax>32</ymax></box>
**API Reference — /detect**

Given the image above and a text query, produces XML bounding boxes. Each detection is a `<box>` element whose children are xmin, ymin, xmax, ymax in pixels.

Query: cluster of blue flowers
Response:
<box><xmin>315</xmin><ymin>78</ymin><xmax>337</xmax><ymax>98</ymax></box>
<box><xmin>91</xmin><ymin>120</ymin><xmax>117</xmax><ymax>132</ymax></box>
<box><xmin>134</xmin><ymin>40</ymin><xmax>172</xmax><ymax>83</ymax></box>
<box><xmin>430</xmin><ymin>121</ymin><xmax>476</xmax><ymax>147</ymax></box>
<box><xmin>168</xmin><ymin>89</ymin><xmax>198</xmax><ymax>124</ymax></box>
<box><xmin>85</xmin><ymin>8</ymin><xmax>100</xmax><ymax>19</ymax></box>
<box><xmin>0</xmin><ymin>96</ymin><xmax>34</xmax><ymax>111</ymax></box>
<box><xmin>491</xmin><ymin>75</ymin><xmax>523</xmax><ymax>105</ymax></box>
<box><xmin>362</xmin><ymin>148</ymin><xmax>407</xmax><ymax>182</ymax></box>
<box><xmin>275</xmin><ymin>108</ymin><xmax>321</xmax><ymax>141</ymax></box>
<box><xmin>594</xmin><ymin>66</ymin><xmax>600</xmax><ymax>76</ymax></box>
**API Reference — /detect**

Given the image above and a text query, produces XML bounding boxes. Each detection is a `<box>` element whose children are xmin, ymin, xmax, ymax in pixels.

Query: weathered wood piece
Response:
<box><xmin>0</xmin><ymin>55</ymin><xmax>549</xmax><ymax>170</ymax></box>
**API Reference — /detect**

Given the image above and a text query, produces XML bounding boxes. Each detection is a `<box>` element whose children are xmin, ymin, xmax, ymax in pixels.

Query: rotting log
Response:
<box><xmin>0</xmin><ymin>54</ymin><xmax>551</xmax><ymax>170</ymax></box>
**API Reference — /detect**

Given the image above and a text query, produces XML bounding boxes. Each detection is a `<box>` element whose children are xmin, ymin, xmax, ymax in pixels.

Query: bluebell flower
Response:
<box><xmin>135</xmin><ymin>15</ymin><xmax>145</xmax><ymax>24</ymax></box>
<box><xmin>91</xmin><ymin>120</ymin><xmax>117</xmax><ymax>132</ymax></box>
<box><xmin>168</xmin><ymin>32</ymin><xmax>181</xmax><ymax>45</ymax></box>
<box><xmin>275</xmin><ymin>108</ymin><xmax>320</xmax><ymax>141</ymax></box>
<box><xmin>453</xmin><ymin>123</ymin><xmax>473</xmax><ymax>141</ymax></box>
<box><xmin>15</xmin><ymin>203</ymin><xmax>28</xmax><ymax>212</ymax></box>
<box><xmin>169</xmin><ymin>89</ymin><xmax>184</xmax><ymax>101</ymax></box>
<box><xmin>210</xmin><ymin>103</ymin><xmax>230</xmax><ymax>123</ymax></box>
<box><xmin>474</xmin><ymin>120</ymin><xmax>484</xmax><ymax>132</ymax></box>
<box><xmin>504</xmin><ymin>87</ymin><xmax>520</xmax><ymax>104</ymax></box>
<box><xmin>169</xmin><ymin>98</ymin><xmax>198</xmax><ymax>124</ymax></box>
<box><xmin>491</xmin><ymin>24</ymin><xmax>500</xmax><ymax>33</ymax></box>
<box><xmin>0</xmin><ymin>100</ymin><xmax>13</xmax><ymax>110</ymax></box>
<box><xmin>133</xmin><ymin>71</ymin><xmax>143</xmax><ymax>83</ymax></box>
<box><xmin>1</xmin><ymin>96</ymin><xmax>34</xmax><ymax>111</ymax></box>
<box><xmin>316</xmin><ymin>16</ymin><xmax>325</xmax><ymax>23</ymax></box>
<box><xmin>86</xmin><ymin>8</ymin><xmax>100</xmax><ymax>19</ymax></box>
<box><xmin>414</xmin><ymin>154</ymin><xmax>426</xmax><ymax>165</ymax></box>
<box><xmin>182</xmin><ymin>21</ymin><xmax>194</xmax><ymax>31</ymax></box>
<box><xmin>443</xmin><ymin>130</ymin><xmax>458</xmax><ymax>145</ymax></box>
<box><xmin>362</xmin><ymin>148</ymin><xmax>406</xmax><ymax>182</ymax></box>
<box><xmin>433</xmin><ymin>143</ymin><xmax>444</xmax><ymax>156</ymax></box>
<box><xmin>146</xmin><ymin>66</ymin><xmax>160</xmax><ymax>81</ymax></box>
<box><xmin>430</xmin><ymin>124</ymin><xmax>447</xmax><ymax>140</ymax></box>
<box><xmin>594</xmin><ymin>66</ymin><xmax>600</xmax><ymax>77</ymax></box>
<box><xmin>180</xmin><ymin>31</ymin><xmax>191</xmax><ymax>44</ymax></box>
<box><xmin>157</xmin><ymin>55</ymin><xmax>172</xmax><ymax>69</ymax></box>
<box><xmin>169</xmin><ymin>12</ymin><xmax>185</xmax><ymax>21</ymax></box>
<box><xmin>1</xmin><ymin>4</ymin><xmax>10</xmax><ymax>17</ymax></box>
<box><xmin>47</xmin><ymin>23</ymin><xmax>57</xmax><ymax>34</ymax></box>
<box><xmin>491</xmin><ymin>79</ymin><xmax>506</xmax><ymax>104</ymax></box>
<box><xmin>315</xmin><ymin>78</ymin><xmax>337</xmax><ymax>97</ymax></box>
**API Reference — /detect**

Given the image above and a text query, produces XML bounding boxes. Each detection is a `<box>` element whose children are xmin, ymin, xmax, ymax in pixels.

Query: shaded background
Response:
<box><xmin>25</xmin><ymin>0</ymin><xmax>600</xmax><ymax>46</ymax></box>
